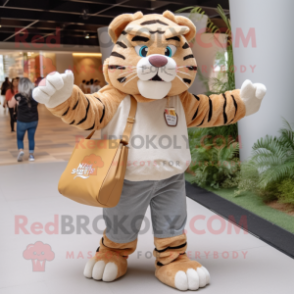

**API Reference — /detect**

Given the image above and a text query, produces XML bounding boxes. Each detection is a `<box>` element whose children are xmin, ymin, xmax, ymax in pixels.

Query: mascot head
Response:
<box><xmin>103</xmin><ymin>11</ymin><xmax>197</xmax><ymax>101</ymax></box>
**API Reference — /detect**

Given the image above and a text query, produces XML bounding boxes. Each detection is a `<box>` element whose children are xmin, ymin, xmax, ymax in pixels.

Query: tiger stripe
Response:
<box><xmin>86</xmin><ymin>121</ymin><xmax>95</xmax><ymax>130</ymax></box>
<box><xmin>116</xmin><ymin>41</ymin><xmax>127</xmax><ymax>48</ymax></box>
<box><xmin>187</xmin><ymin>66</ymin><xmax>197</xmax><ymax>71</ymax></box>
<box><xmin>222</xmin><ymin>94</ymin><xmax>228</xmax><ymax>124</ymax></box>
<box><xmin>108</xmin><ymin>65</ymin><xmax>126</xmax><ymax>70</ymax></box>
<box><xmin>197</xmin><ymin>117</ymin><xmax>205</xmax><ymax>127</ymax></box>
<box><xmin>183</xmin><ymin>78</ymin><xmax>191</xmax><ymax>84</ymax></box>
<box><xmin>230</xmin><ymin>95</ymin><xmax>238</xmax><ymax>122</ymax></box>
<box><xmin>62</xmin><ymin>106</ymin><xmax>70</xmax><ymax>116</ymax></box>
<box><xmin>141</xmin><ymin>19</ymin><xmax>168</xmax><ymax>26</ymax></box>
<box><xmin>183</xmin><ymin>54</ymin><xmax>194</xmax><ymax>61</ymax></box>
<box><xmin>46</xmin><ymin>85</ymin><xmax>126</xmax><ymax>131</ymax></box>
<box><xmin>110</xmin><ymin>52</ymin><xmax>125</xmax><ymax>60</ymax></box>
<box><xmin>72</xmin><ymin>99</ymin><xmax>79</xmax><ymax>110</ymax></box>
<box><xmin>94</xmin><ymin>95</ymin><xmax>106</xmax><ymax>124</ymax></box>
<box><xmin>208</xmin><ymin>97</ymin><xmax>213</xmax><ymax>122</ymax></box>
<box><xmin>117</xmin><ymin>77</ymin><xmax>126</xmax><ymax>83</ymax></box>
<box><xmin>180</xmin><ymin>89</ymin><xmax>246</xmax><ymax>128</ymax></box>
<box><xmin>76</xmin><ymin>97</ymin><xmax>90</xmax><ymax>125</ymax></box>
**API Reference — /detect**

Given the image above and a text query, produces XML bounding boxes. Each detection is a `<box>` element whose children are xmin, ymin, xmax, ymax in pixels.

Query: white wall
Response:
<box><xmin>229</xmin><ymin>0</ymin><xmax>294</xmax><ymax>161</ymax></box>
<box><xmin>55</xmin><ymin>53</ymin><xmax>73</xmax><ymax>73</ymax></box>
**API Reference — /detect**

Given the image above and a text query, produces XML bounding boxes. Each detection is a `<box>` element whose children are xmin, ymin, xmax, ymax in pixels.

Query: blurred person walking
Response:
<box><xmin>0</xmin><ymin>77</ymin><xmax>10</xmax><ymax>109</ymax></box>
<box><xmin>14</xmin><ymin>78</ymin><xmax>39</xmax><ymax>162</ymax></box>
<box><xmin>91</xmin><ymin>79</ymin><xmax>101</xmax><ymax>93</ymax></box>
<box><xmin>4</xmin><ymin>77</ymin><xmax>19</xmax><ymax>132</ymax></box>
<box><xmin>85</xmin><ymin>81</ymin><xmax>91</xmax><ymax>94</ymax></box>
<box><xmin>79</xmin><ymin>80</ymin><xmax>87</xmax><ymax>93</ymax></box>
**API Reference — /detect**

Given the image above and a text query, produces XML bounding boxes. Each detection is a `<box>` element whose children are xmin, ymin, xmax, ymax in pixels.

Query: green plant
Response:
<box><xmin>234</xmin><ymin>162</ymin><xmax>261</xmax><ymax>197</ymax></box>
<box><xmin>251</xmin><ymin>119</ymin><xmax>294</xmax><ymax>188</ymax></box>
<box><xmin>221</xmin><ymin>171</ymin><xmax>241</xmax><ymax>188</ymax></box>
<box><xmin>277</xmin><ymin>178</ymin><xmax>294</xmax><ymax>205</ymax></box>
<box><xmin>235</xmin><ymin>119</ymin><xmax>294</xmax><ymax>203</ymax></box>
<box><xmin>188</xmin><ymin>128</ymin><xmax>240</xmax><ymax>189</ymax></box>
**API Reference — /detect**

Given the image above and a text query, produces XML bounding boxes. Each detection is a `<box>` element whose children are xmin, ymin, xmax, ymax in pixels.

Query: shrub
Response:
<box><xmin>250</xmin><ymin>119</ymin><xmax>294</xmax><ymax>188</ymax></box>
<box><xmin>277</xmin><ymin>178</ymin><xmax>294</xmax><ymax>205</ymax></box>
<box><xmin>235</xmin><ymin>119</ymin><xmax>294</xmax><ymax>204</ymax></box>
<box><xmin>189</xmin><ymin>127</ymin><xmax>240</xmax><ymax>189</ymax></box>
<box><xmin>234</xmin><ymin>162</ymin><xmax>259</xmax><ymax>196</ymax></box>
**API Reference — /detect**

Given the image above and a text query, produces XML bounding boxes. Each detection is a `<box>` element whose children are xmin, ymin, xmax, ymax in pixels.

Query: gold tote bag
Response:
<box><xmin>58</xmin><ymin>96</ymin><xmax>137</xmax><ymax>208</ymax></box>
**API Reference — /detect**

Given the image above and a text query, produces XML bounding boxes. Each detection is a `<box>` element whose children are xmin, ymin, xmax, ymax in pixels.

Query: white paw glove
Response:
<box><xmin>32</xmin><ymin>70</ymin><xmax>74</xmax><ymax>109</ymax></box>
<box><xmin>240</xmin><ymin>79</ymin><xmax>267</xmax><ymax>116</ymax></box>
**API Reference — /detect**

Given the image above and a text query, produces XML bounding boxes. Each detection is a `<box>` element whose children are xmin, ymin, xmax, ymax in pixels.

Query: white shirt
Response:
<box><xmin>101</xmin><ymin>95</ymin><xmax>191</xmax><ymax>181</ymax></box>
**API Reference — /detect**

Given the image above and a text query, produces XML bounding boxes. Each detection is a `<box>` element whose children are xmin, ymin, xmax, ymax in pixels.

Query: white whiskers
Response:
<box><xmin>176</xmin><ymin>75</ymin><xmax>189</xmax><ymax>87</ymax></box>
<box><xmin>123</xmin><ymin>74</ymin><xmax>138</xmax><ymax>86</ymax></box>
<box><xmin>177</xmin><ymin>70</ymin><xmax>191</xmax><ymax>76</ymax></box>
<box><xmin>118</xmin><ymin>71</ymin><xmax>136</xmax><ymax>78</ymax></box>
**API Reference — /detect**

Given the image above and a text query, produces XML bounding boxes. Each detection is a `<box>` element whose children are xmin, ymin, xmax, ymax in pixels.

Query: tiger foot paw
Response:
<box><xmin>83</xmin><ymin>251</ymin><xmax>128</xmax><ymax>282</ymax></box>
<box><xmin>155</xmin><ymin>255</ymin><xmax>210</xmax><ymax>291</ymax></box>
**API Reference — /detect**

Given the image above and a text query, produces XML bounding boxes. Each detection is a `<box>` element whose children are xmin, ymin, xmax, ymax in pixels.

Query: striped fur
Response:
<box><xmin>48</xmin><ymin>85</ymin><xmax>126</xmax><ymax>131</ymax></box>
<box><xmin>104</xmin><ymin>12</ymin><xmax>198</xmax><ymax>100</ymax></box>
<box><xmin>180</xmin><ymin>89</ymin><xmax>246</xmax><ymax>128</ymax></box>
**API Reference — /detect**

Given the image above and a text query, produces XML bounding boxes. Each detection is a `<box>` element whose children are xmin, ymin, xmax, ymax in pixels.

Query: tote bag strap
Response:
<box><xmin>121</xmin><ymin>96</ymin><xmax>137</xmax><ymax>145</ymax></box>
<box><xmin>86</xmin><ymin>95</ymin><xmax>137</xmax><ymax>143</ymax></box>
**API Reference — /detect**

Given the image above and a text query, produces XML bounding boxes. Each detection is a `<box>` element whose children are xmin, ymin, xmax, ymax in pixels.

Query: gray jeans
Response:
<box><xmin>103</xmin><ymin>173</ymin><xmax>187</xmax><ymax>243</ymax></box>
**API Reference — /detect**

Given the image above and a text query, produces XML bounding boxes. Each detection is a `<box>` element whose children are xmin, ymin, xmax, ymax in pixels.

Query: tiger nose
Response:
<box><xmin>149</xmin><ymin>55</ymin><xmax>168</xmax><ymax>67</ymax></box>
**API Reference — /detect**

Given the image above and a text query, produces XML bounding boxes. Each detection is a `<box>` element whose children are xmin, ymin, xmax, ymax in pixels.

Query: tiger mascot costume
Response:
<box><xmin>33</xmin><ymin>11</ymin><xmax>266</xmax><ymax>291</ymax></box>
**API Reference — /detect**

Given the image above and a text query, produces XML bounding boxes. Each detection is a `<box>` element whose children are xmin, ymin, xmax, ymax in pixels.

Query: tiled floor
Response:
<box><xmin>0</xmin><ymin>162</ymin><xmax>293</xmax><ymax>294</ymax></box>
<box><xmin>0</xmin><ymin>105</ymin><xmax>100</xmax><ymax>166</ymax></box>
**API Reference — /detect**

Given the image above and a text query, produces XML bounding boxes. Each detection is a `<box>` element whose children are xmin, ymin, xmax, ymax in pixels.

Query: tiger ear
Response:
<box><xmin>163</xmin><ymin>10</ymin><xmax>196</xmax><ymax>42</ymax></box>
<box><xmin>108</xmin><ymin>11</ymin><xmax>144</xmax><ymax>43</ymax></box>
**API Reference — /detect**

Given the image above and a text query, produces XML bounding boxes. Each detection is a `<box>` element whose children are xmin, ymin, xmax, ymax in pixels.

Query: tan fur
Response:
<box><xmin>48</xmin><ymin>84</ymin><xmax>126</xmax><ymax>130</ymax></box>
<box><xmin>100</xmin><ymin>232</ymin><xmax>137</xmax><ymax>257</ymax></box>
<box><xmin>162</xmin><ymin>11</ymin><xmax>196</xmax><ymax>41</ymax></box>
<box><xmin>155</xmin><ymin>254</ymin><xmax>203</xmax><ymax>289</ymax></box>
<box><xmin>154</xmin><ymin>234</ymin><xmax>205</xmax><ymax>290</ymax></box>
<box><xmin>180</xmin><ymin>89</ymin><xmax>246</xmax><ymax>127</ymax></box>
<box><xmin>88</xmin><ymin>232</ymin><xmax>137</xmax><ymax>281</ymax></box>
<box><xmin>106</xmin><ymin>11</ymin><xmax>197</xmax><ymax>99</ymax></box>
<box><xmin>109</xmin><ymin>11</ymin><xmax>144</xmax><ymax>43</ymax></box>
<box><xmin>153</xmin><ymin>234</ymin><xmax>187</xmax><ymax>265</ymax></box>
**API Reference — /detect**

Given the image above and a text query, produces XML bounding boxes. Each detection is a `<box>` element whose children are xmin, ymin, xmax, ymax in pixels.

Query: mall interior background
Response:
<box><xmin>0</xmin><ymin>51</ymin><xmax>105</xmax><ymax>88</ymax></box>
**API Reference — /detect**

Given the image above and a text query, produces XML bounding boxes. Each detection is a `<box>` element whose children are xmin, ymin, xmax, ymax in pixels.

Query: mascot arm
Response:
<box><xmin>32</xmin><ymin>70</ymin><xmax>126</xmax><ymax>131</ymax></box>
<box><xmin>180</xmin><ymin>80</ymin><xmax>266</xmax><ymax>128</ymax></box>
<box><xmin>47</xmin><ymin>84</ymin><xmax>125</xmax><ymax>131</ymax></box>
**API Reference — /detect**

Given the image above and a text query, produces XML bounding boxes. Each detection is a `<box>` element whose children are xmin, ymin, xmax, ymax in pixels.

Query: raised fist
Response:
<box><xmin>32</xmin><ymin>70</ymin><xmax>74</xmax><ymax>108</ymax></box>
